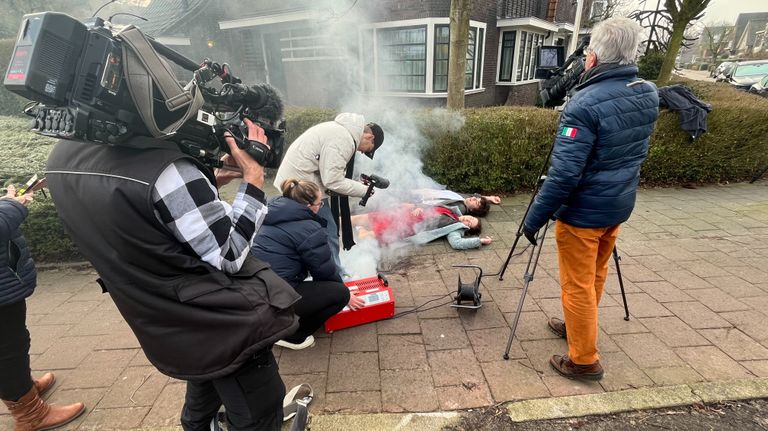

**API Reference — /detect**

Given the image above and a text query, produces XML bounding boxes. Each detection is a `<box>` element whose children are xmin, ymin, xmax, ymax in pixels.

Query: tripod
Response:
<box><xmin>495</xmin><ymin>144</ymin><xmax>631</xmax><ymax>360</ymax></box>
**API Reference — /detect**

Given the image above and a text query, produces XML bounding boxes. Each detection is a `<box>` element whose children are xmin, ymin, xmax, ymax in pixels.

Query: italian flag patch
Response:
<box><xmin>561</xmin><ymin>127</ymin><xmax>578</xmax><ymax>138</ymax></box>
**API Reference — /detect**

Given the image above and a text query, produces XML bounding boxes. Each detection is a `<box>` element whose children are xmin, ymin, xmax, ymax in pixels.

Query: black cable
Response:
<box><xmin>92</xmin><ymin>0</ymin><xmax>117</xmax><ymax>18</ymax></box>
<box><xmin>391</xmin><ymin>294</ymin><xmax>453</xmax><ymax>319</ymax></box>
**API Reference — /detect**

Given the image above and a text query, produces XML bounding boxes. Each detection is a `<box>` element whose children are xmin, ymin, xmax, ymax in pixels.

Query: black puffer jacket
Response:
<box><xmin>0</xmin><ymin>198</ymin><xmax>37</xmax><ymax>306</ymax></box>
<box><xmin>252</xmin><ymin>197</ymin><xmax>342</xmax><ymax>287</ymax></box>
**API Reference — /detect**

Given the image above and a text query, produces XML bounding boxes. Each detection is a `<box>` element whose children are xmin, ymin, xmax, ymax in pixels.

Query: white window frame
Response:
<box><xmin>280</xmin><ymin>28</ymin><xmax>347</xmax><ymax>62</ymax></box>
<box><xmin>359</xmin><ymin>18</ymin><xmax>486</xmax><ymax>97</ymax></box>
<box><xmin>496</xmin><ymin>27</ymin><xmax>552</xmax><ymax>86</ymax></box>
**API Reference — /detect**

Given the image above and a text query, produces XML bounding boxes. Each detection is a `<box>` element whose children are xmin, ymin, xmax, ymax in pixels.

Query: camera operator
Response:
<box><xmin>45</xmin><ymin>93</ymin><xmax>301</xmax><ymax>430</ymax></box>
<box><xmin>274</xmin><ymin>113</ymin><xmax>384</xmax><ymax>276</ymax></box>
<box><xmin>522</xmin><ymin>17</ymin><xmax>659</xmax><ymax>381</ymax></box>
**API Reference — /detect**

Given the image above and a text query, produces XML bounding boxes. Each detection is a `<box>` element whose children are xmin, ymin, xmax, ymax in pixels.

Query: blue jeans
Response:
<box><xmin>317</xmin><ymin>200</ymin><xmax>344</xmax><ymax>278</ymax></box>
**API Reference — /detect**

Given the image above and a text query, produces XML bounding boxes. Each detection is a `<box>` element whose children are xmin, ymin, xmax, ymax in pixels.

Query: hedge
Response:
<box><xmin>2</xmin><ymin>77</ymin><xmax>767</xmax><ymax>262</ymax></box>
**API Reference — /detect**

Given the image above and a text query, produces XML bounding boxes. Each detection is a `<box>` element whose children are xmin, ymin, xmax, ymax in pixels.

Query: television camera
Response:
<box><xmin>537</xmin><ymin>37</ymin><xmax>590</xmax><ymax>108</ymax></box>
<box><xmin>359</xmin><ymin>174</ymin><xmax>390</xmax><ymax>207</ymax></box>
<box><xmin>3</xmin><ymin>11</ymin><xmax>285</xmax><ymax>169</ymax></box>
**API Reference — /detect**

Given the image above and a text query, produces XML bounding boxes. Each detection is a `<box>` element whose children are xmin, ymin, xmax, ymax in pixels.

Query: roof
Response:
<box><xmin>732</xmin><ymin>12</ymin><xmax>768</xmax><ymax>49</ymax></box>
<box><xmin>115</xmin><ymin>0</ymin><xmax>210</xmax><ymax>36</ymax></box>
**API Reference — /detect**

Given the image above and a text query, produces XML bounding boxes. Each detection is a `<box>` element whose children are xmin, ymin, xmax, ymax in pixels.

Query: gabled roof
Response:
<box><xmin>732</xmin><ymin>12</ymin><xmax>768</xmax><ymax>50</ymax></box>
<box><xmin>116</xmin><ymin>0</ymin><xmax>210</xmax><ymax>36</ymax></box>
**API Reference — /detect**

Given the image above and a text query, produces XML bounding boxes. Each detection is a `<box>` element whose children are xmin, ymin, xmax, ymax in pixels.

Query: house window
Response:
<box><xmin>464</xmin><ymin>27</ymin><xmax>477</xmax><ymax>89</ymax></box>
<box><xmin>377</xmin><ymin>26</ymin><xmax>427</xmax><ymax>92</ymax></box>
<box><xmin>476</xmin><ymin>28</ymin><xmax>484</xmax><ymax>89</ymax></box>
<box><xmin>499</xmin><ymin>31</ymin><xmax>516</xmax><ymax>82</ymax></box>
<box><xmin>433</xmin><ymin>25</ymin><xmax>450</xmax><ymax>92</ymax></box>
<box><xmin>499</xmin><ymin>30</ymin><xmax>545</xmax><ymax>83</ymax></box>
<box><xmin>280</xmin><ymin>28</ymin><xmax>345</xmax><ymax>60</ymax></box>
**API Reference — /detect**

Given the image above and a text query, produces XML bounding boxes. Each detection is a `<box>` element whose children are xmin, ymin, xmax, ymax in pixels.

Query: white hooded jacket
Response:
<box><xmin>274</xmin><ymin>113</ymin><xmax>369</xmax><ymax>198</ymax></box>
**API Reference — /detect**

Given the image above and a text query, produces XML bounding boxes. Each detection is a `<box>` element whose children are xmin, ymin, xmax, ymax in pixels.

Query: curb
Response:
<box><xmin>506</xmin><ymin>377</ymin><xmax>768</xmax><ymax>422</ymax></box>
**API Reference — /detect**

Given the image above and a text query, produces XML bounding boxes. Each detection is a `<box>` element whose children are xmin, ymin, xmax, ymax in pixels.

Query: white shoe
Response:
<box><xmin>275</xmin><ymin>335</ymin><xmax>315</xmax><ymax>350</ymax></box>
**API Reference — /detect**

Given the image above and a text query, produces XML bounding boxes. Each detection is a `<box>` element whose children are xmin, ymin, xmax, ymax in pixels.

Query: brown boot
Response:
<box><xmin>34</xmin><ymin>373</ymin><xmax>56</xmax><ymax>397</ymax></box>
<box><xmin>2</xmin><ymin>386</ymin><xmax>85</xmax><ymax>431</ymax></box>
<box><xmin>547</xmin><ymin>317</ymin><xmax>567</xmax><ymax>339</ymax></box>
<box><xmin>549</xmin><ymin>354</ymin><xmax>604</xmax><ymax>381</ymax></box>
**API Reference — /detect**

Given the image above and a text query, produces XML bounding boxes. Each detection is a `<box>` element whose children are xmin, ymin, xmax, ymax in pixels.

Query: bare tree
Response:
<box><xmin>588</xmin><ymin>0</ymin><xmax>633</xmax><ymax>25</ymax></box>
<box><xmin>656</xmin><ymin>0</ymin><xmax>711</xmax><ymax>85</ymax></box>
<box><xmin>447</xmin><ymin>0</ymin><xmax>471</xmax><ymax>110</ymax></box>
<box><xmin>701</xmin><ymin>22</ymin><xmax>734</xmax><ymax>65</ymax></box>
<box><xmin>629</xmin><ymin>0</ymin><xmax>700</xmax><ymax>55</ymax></box>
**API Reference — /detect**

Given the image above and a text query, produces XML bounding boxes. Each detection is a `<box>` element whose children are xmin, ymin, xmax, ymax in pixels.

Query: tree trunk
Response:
<box><xmin>447</xmin><ymin>0</ymin><xmax>471</xmax><ymax>110</ymax></box>
<box><xmin>656</xmin><ymin>23</ymin><xmax>685</xmax><ymax>86</ymax></box>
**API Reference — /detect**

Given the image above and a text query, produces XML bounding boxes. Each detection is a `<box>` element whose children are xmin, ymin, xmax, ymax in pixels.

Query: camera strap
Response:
<box><xmin>117</xmin><ymin>25</ymin><xmax>205</xmax><ymax>138</ymax></box>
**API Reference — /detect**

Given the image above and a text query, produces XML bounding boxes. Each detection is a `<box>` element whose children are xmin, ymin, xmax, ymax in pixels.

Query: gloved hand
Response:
<box><xmin>522</xmin><ymin>226</ymin><xmax>538</xmax><ymax>246</ymax></box>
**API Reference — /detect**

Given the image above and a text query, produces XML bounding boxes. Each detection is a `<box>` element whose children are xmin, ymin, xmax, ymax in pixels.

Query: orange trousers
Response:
<box><xmin>555</xmin><ymin>220</ymin><xmax>620</xmax><ymax>365</ymax></box>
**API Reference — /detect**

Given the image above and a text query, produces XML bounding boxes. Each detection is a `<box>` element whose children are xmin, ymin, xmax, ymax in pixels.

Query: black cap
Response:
<box><xmin>365</xmin><ymin>122</ymin><xmax>384</xmax><ymax>159</ymax></box>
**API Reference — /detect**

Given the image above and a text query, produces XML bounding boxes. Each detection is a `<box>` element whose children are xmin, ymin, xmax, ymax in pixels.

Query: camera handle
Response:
<box><xmin>500</xmin><ymin>140</ymin><xmax>631</xmax><ymax>360</ymax></box>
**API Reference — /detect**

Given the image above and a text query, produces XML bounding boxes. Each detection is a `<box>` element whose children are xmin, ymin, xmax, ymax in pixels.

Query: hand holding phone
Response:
<box><xmin>16</xmin><ymin>175</ymin><xmax>47</xmax><ymax>196</ymax></box>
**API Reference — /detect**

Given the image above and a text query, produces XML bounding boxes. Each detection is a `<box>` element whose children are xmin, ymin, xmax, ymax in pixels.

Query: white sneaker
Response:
<box><xmin>275</xmin><ymin>335</ymin><xmax>315</xmax><ymax>350</ymax></box>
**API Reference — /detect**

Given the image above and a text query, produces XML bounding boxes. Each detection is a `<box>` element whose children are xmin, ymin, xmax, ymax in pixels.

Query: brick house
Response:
<box><xmin>124</xmin><ymin>0</ymin><xmax>596</xmax><ymax>107</ymax></box>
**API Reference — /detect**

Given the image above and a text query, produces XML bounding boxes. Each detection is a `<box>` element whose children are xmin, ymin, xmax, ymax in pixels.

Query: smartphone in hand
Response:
<box><xmin>16</xmin><ymin>175</ymin><xmax>47</xmax><ymax>196</ymax></box>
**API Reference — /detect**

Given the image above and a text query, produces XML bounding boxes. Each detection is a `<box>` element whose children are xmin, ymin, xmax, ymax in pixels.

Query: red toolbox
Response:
<box><xmin>324</xmin><ymin>274</ymin><xmax>394</xmax><ymax>333</ymax></box>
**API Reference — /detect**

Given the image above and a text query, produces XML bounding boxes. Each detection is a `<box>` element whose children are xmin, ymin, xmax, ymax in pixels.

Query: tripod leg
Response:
<box><xmin>504</xmin><ymin>223</ymin><xmax>549</xmax><ymax>360</ymax></box>
<box><xmin>612</xmin><ymin>246</ymin><xmax>630</xmax><ymax>321</ymax></box>
<box><xmin>750</xmin><ymin>165</ymin><xmax>768</xmax><ymax>184</ymax></box>
<box><xmin>498</xmin><ymin>234</ymin><xmax>522</xmax><ymax>281</ymax></box>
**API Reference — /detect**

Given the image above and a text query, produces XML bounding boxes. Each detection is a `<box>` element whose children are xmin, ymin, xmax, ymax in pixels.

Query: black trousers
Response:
<box><xmin>289</xmin><ymin>280</ymin><xmax>350</xmax><ymax>342</ymax></box>
<box><xmin>0</xmin><ymin>300</ymin><xmax>34</xmax><ymax>401</ymax></box>
<box><xmin>180</xmin><ymin>349</ymin><xmax>284</xmax><ymax>431</ymax></box>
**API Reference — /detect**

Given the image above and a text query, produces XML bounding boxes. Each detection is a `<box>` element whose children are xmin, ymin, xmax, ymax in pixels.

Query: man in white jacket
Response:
<box><xmin>274</xmin><ymin>113</ymin><xmax>384</xmax><ymax>274</ymax></box>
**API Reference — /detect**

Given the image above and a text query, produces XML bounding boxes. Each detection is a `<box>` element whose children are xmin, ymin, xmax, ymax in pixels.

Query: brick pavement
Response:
<box><xmin>2</xmin><ymin>182</ymin><xmax>768</xmax><ymax>429</ymax></box>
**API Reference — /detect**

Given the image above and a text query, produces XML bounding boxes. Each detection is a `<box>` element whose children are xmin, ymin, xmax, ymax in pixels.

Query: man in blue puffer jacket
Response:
<box><xmin>522</xmin><ymin>17</ymin><xmax>659</xmax><ymax>381</ymax></box>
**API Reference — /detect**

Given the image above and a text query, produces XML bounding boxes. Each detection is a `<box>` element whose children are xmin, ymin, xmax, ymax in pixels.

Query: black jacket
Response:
<box><xmin>658</xmin><ymin>84</ymin><xmax>712</xmax><ymax>141</ymax></box>
<box><xmin>46</xmin><ymin>138</ymin><xmax>299</xmax><ymax>380</ymax></box>
<box><xmin>0</xmin><ymin>198</ymin><xmax>36</xmax><ymax>306</ymax></box>
<box><xmin>252</xmin><ymin>197</ymin><xmax>341</xmax><ymax>287</ymax></box>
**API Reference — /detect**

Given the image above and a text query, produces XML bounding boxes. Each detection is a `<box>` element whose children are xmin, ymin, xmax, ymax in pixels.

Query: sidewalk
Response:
<box><xmin>2</xmin><ymin>181</ymin><xmax>768</xmax><ymax>430</ymax></box>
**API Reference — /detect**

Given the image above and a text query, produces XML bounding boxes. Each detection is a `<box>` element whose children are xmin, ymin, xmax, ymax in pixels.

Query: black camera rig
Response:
<box><xmin>359</xmin><ymin>174</ymin><xmax>390</xmax><ymax>207</ymax></box>
<box><xmin>539</xmin><ymin>37</ymin><xmax>590</xmax><ymax>108</ymax></box>
<box><xmin>3</xmin><ymin>11</ymin><xmax>285</xmax><ymax>168</ymax></box>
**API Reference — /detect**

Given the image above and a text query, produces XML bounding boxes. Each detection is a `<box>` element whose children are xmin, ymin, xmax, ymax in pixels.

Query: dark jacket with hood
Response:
<box><xmin>251</xmin><ymin>196</ymin><xmax>342</xmax><ymax>287</ymax></box>
<box><xmin>46</xmin><ymin>138</ymin><xmax>300</xmax><ymax>381</ymax></box>
<box><xmin>525</xmin><ymin>64</ymin><xmax>659</xmax><ymax>232</ymax></box>
<box><xmin>0</xmin><ymin>198</ymin><xmax>37</xmax><ymax>306</ymax></box>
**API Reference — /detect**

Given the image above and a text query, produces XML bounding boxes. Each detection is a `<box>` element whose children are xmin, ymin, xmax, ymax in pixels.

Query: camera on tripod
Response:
<box><xmin>3</xmin><ymin>11</ymin><xmax>285</xmax><ymax>168</ymax></box>
<box><xmin>536</xmin><ymin>37</ymin><xmax>591</xmax><ymax>108</ymax></box>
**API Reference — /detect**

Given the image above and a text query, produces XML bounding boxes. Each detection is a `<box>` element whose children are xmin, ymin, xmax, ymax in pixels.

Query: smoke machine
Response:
<box><xmin>3</xmin><ymin>12</ymin><xmax>285</xmax><ymax>168</ymax></box>
<box><xmin>538</xmin><ymin>37</ymin><xmax>590</xmax><ymax>108</ymax></box>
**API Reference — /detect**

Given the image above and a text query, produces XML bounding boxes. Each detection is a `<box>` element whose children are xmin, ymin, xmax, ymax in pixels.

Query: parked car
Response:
<box><xmin>714</xmin><ymin>61</ymin><xmax>736</xmax><ymax>81</ymax></box>
<box><xmin>726</xmin><ymin>60</ymin><xmax>768</xmax><ymax>91</ymax></box>
<box><xmin>749</xmin><ymin>74</ymin><xmax>768</xmax><ymax>97</ymax></box>
<box><xmin>711</xmin><ymin>61</ymin><xmax>734</xmax><ymax>78</ymax></box>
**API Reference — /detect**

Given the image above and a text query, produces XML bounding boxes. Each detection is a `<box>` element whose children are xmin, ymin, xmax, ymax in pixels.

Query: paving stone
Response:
<box><xmin>675</xmin><ymin>346</ymin><xmax>754</xmax><ymax>381</ymax></box>
<box><xmin>25</xmin><ymin>293</ymin><xmax>75</xmax><ymax>315</ymax></box>
<box><xmin>612</xmin><ymin>293</ymin><xmax>673</xmax><ymax>318</ymax></box>
<box><xmin>279</xmin><ymin>337</ymin><xmax>331</xmax><ymax>375</ymax></box>
<box><xmin>695</xmin><ymin>251</ymin><xmax>747</xmax><ymax>268</ymax></box>
<box><xmin>598</xmin><ymin>351</ymin><xmax>654</xmax><ymax>392</ymax></box>
<box><xmin>410</xmin><ymin>295</ymin><xmax>460</xmax><ymax>319</ymax></box>
<box><xmin>527</xmin><ymin>276</ymin><xmax>563</xmax><ymax>299</ymax></box>
<box><xmin>520</xmin><ymin>339</ymin><xmax>568</xmax><ymax>377</ymax></box>
<box><xmin>27</xmin><ymin>324</ymin><xmax>72</xmax><ymax>355</ymax></box>
<box><xmin>612</xmin><ymin>333</ymin><xmax>684</xmax><ymax>368</ymax></box>
<box><xmin>378</xmin><ymin>334</ymin><xmax>428</xmax><ymax>370</ymax></box>
<box><xmin>632</xmin><ymin>255</ymin><xmax>681</xmax><ymax>272</ymax></box>
<box><xmin>97</xmin><ymin>366</ymin><xmax>168</xmax><ymax>408</ymax></box>
<box><xmin>619</xmin><ymin>265</ymin><xmax>663</xmax><ymax>283</ymax></box>
<box><xmin>636</xmin><ymin>281</ymin><xmax>695</xmax><ymax>303</ymax></box>
<box><xmin>436</xmin><ymin>382</ymin><xmax>494</xmax><ymax>410</ymax></box>
<box><xmin>541</xmin><ymin>374</ymin><xmax>604</xmax><ymax>397</ymax></box>
<box><xmin>467</xmin><ymin>327</ymin><xmax>525</xmax><ymax>361</ymax></box>
<box><xmin>657</xmin><ymin>269</ymin><xmax>714</xmax><ymax>290</ymax></box>
<box><xmin>684</xmin><ymin>260</ymin><xmax>734</xmax><ymax>278</ymax></box>
<box><xmin>654</xmin><ymin>245</ymin><xmax>701</xmax><ymax>261</ymax></box>
<box><xmin>327</xmin><ymin>352</ymin><xmax>380</xmax><ymax>392</ymax></box>
<box><xmin>33</xmin><ymin>335</ymin><xmax>105</xmax><ymax>370</ymax></box>
<box><xmin>740</xmin><ymin>360</ymin><xmax>768</xmax><ymax>377</ymax></box>
<box><xmin>96</xmin><ymin>329</ymin><xmax>141</xmax><ymax>350</ymax></box>
<box><xmin>420</xmin><ymin>318</ymin><xmax>471</xmax><ymax>351</ymax></box>
<box><xmin>458</xmin><ymin>301</ymin><xmax>508</xmax><ymax>331</ymax></box>
<box><xmin>504</xmin><ymin>311</ymin><xmax>561</xmax><ymax>341</ymax></box>
<box><xmin>129</xmin><ymin>350</ymin><xmax>153</xmax><ymax>367</ymax></box>
<box><xmin>698</xmin><ymin>328</ymin><xmax>768</xmax><ymax>361</ymax></box>
<box><xmin>663</xmin><ymin>301</ymin><xmax>732</xmax><ymax>329</ymax></box>
<box><xmin>78</xmin><ymin>406</ymin><xmax>150</xmax><ymax>430</ymax></box>
<box><xmin>719</xmin><ymin>310</ymin><xmax>768</xmax><ymax>341</ymax></box>
<box><xmin>722</xmin><ymin>266</ymin><xmax>768</xmax><ymax>284</ymax></box>
<box><xmin>57</xmin><ymin>367</ymin><xmax>124</xmax><ymax>390</ymax></box>
<box><xmin>685</xmin><ymin>288</ymin><xmax>750</xmax><ymax>312</ymax></box>
<box><xmin>479</xmin><ymin>359</ymin><xmax>549</xmax><ymax>402</ymax></box>
<box><xmin>139</xmin><ymin>382</ymin><xmax>185</xmax><ymax>427</ymax></box>
<box><xmin>331</xmin><ymin>323</ymin><xmax>378</xmax><ymax>353</ymax></box>
<box><xmin>45</xmin><ymin>387</ymin><xmax>109</xmax><ymax>431</ymax></box>
<box><xmin>43</xmin><ymin>300</ymin><xmax>101</xmax><ymax>325</ymax></box>
<box><xmin>381</xmin><ymin>369</ymin><xmax>439</xmax><ymax>412</ymax></box>
<box><xmin>427</xmin><ymin>349</ymin><xmax>484</xmax><ymax>387</ymax></box>
<box><xmin>639</xmin><ymin>316</ymin><xmax>710</xmax><ymax>347</ymax></box>
<box><xmin>80</xmin><ymin>349</ymin><xmax>138</xmax><ymax>369</ymax></box>
<box><xmin>598</xmin><ymin>306</ymin><xmax>649</xmax><ymax>335</ymax></box>
<box><xmin>377</xmin><ymin>311</ymin><xmax>421</xmax><ymax>334</ymax></box>
<box><xmin>705</xmin><ymin>275</ymin><xmax>766</xmax><ymax>298</ymax></box>
<box><xmin>643</xmin><ymin>366</ymin><xmax>705</xmax><ymax>385</ymax></box>
<box><xmin>488</xmin><ymin>288</ymin><xmax>541</xmax><ymax>312</ymax></box>
<box><xmin>322</xmin><ymin>391</ymin><xmax>381</xmax><ymax>414</ymax></box>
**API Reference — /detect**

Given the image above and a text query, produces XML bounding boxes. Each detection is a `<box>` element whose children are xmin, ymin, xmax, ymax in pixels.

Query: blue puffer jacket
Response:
<box><xmin>525</xmin><ymin>65</ymin><xmax>659</xmax><ymax>231</ymax></box>
<box><xmin>0</xmin><ymin>198</ymin><xmax>37</xmax><ymax>305</ymax></box>
<box><xmin>251</xmin><ymin>197</ymin><xmax>342</xmax><ymax>288</ymax></box>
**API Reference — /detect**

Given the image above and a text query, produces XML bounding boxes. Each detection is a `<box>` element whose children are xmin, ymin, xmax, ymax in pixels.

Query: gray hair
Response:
<box><xmin>589</xmin><ymin>17</ymin><xmax>644</xmax><ymax>65</ymax></box>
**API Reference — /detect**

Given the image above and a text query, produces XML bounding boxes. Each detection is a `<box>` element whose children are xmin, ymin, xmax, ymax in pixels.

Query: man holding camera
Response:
<box><xmin>46</xmin><ymin>107</ymin><xmax>300</xmax><ymax>429</ymax></box>
<box><xmin>522</xmin><ymin>17</ymin><xmax>659</xmax><ymax>381</ymax></box>
<box><xmin>274</xmin><ymin>113</ymin><xmax>384</xmax><ymax>272</ymax></box>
